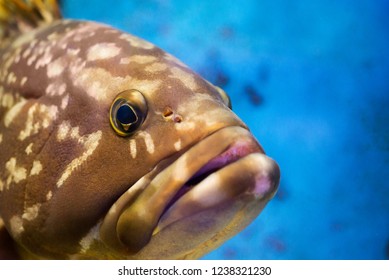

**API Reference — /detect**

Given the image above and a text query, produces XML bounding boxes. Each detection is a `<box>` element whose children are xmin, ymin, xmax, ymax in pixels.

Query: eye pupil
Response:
<box><xmin>117</xmin><ymin>104</ymin><xmax>137</xmax><ymax>125</ymax></box>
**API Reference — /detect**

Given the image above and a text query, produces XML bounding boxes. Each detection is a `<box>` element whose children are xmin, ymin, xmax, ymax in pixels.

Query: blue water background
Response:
<box><xmin>63</xmin><ymin>0</ymin><xmax>389</xmax><ymax>260</ymax></box>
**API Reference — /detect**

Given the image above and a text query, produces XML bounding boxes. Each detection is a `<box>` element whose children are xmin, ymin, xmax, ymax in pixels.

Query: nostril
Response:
<box><xmin>162</xmin><ymin>106</ymin><xmax>182</xmax><ymax>123</ymax></box>
<box><xmin>173</xmin><ymin>115</ymin><xmax>182</xmax><ymax>123</ymax></box>
<box><xmin>163</xmin><ymin>106</ymin><xmax>174</xmax><ymax>118</ymax></box>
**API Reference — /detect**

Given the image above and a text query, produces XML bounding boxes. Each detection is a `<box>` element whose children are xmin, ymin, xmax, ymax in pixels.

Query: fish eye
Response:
<box><xmin>215</xmin><ymin>86</ymin><xmax>232</xmax><ymax>109</ymax></box>
<box><xmin>110</xmin><ymin>89</ymin><xmax>148</xmax><ymax>137</ymax></box>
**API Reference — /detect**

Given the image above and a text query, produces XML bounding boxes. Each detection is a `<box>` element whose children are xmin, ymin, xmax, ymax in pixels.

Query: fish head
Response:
<box><xmin>0</xmin><ymin>21</ymin><xmax>280</xmax><ymax>259</ymax></box>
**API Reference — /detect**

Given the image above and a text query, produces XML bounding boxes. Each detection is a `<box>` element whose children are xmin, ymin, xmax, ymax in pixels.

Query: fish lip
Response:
<box><xmin>100</xmin><ymin>126</ymin><xmax>273</xmax><ymax>254</ymax></box>
<box><xmin>154</xmin><ymin>138</ymin><xmax>279</xmax><ymax>236</ymax></box>
<box><xmin>158</xmin><ymin>135</ymin><xmax>264</xmax><ymax>220</ymax></box>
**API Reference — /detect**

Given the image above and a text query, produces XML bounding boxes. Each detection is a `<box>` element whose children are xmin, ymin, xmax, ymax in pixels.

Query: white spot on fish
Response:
<box><xmin>6</xmin><ymin>72</ymin><xmax>17</xmax><ymax>84</ymax></box>
<box><xmin>70</xmin><ymin>126</ymin><xmax>80</xmax><ymax>139</ymax></box>
<box><xmin>61</xmin><ymin>94</ymin><xmax>70</xmax><ymax>110</ymax></box>
<box><xmin>30</xmin><ymin>160</ymin><xmax>43</xmax><ymax>176</ymax></box>
<box><xmin>9</xmin><ymin>216</ymin><xmax>24</xmax><ymax>238</ymax></box>
<box><xmin>69</xmin><ymin>57</ymin><xmax>87</xmax><ymax>79</ymax></box>
<box><xmin>73</xmin><ymin>29</ymin><xmax>96</xmax><ymax>42</ymax></box>
<box><xmin>18</xmin><ymin>104</ymin><xmax>58</xmax><ymax>141</ymax></box>
<box><xmin>79</xmin><ymin>223</ymin><xmax>100</xmax><ymax>253</ymax></box>
<box><xmin>175</xmin><ymin>120</ymin><xmax>196</xmax><ymax>131</ymax></box>
<box><xmin>46</xmin><ymin>82</ymin><xmax>66</xmax><ymax>96</ymax></box>
<box><xmin>57</xmin><ymin>130</ymin><xmax>102</xmax><ymax>187</ymax></box>
<box><xmin>169</xmin><ymin>67</ymin><xmax>198</xmax><ymax>91</ymax></box>
<box><xmin>139</xmin><ymin>131</ymin><xmax>155</xmax><ymax>154</ymax></box>
<box><xmin>67</xmin><ymin>48</ymin><xmax>80</xmax><ymax>56</ymax></box>
<box><xmin>119</xmin><ymin>55</ymin><xmax>157</xmax><ymax>65</ymax></box>
<box><xmin>14</xmin><ymin>54</ymin><xmax>21</xmax><ymax>63</ymax></box>
<box><xmin>174</xmin><ymin>139</ymin><xmax>182</xmax><ymax>151</ymax></box>
<box><xmin>57</xmin><ymin>121</ymin><xmax>71</xmax><ymax>141</ymax></box>
<box><xmin>47</xmin><ymin>57</ymin><xmax>66</xmax><ymax>78</ymax></box>
<box><xmin>130</xmin><ymin>139</ymin><xmax>137</xmax><ymax>158</ymax></box>
<box><xmin>22</xmin><ymin>203</ymin><xmax>41</xmax><ymax>221</ymax></box>
<box><xmin>35</xmin><ymin>50</ymin><xmax>53</xmax><ymax>69</ymax></box>
<box><xmin>27</xmin><ymin>53</ymin><xmax>38</xmax><ymax>66</ymax></box>
<box><xmin>57</xmin><ymin>83</ymin><xmax>67</xmax><ymax>96</ymax></box>
<box><xmin>5</xmin><ymin>157</ymin><xmax>27</xmax><ymax>185</ymax></box>
<box><xmin>48</xmin><ymin>31</ymin><xmax>61</xmax><ymax>41</ymax></box>
<box><xmin>46</xmin><ymin>191</ymin><xmax>53</xmax><ymax>201</ymax></box>
<box><xmin>25</xmin><ymin>143</ymin><xmax>33</xmax><ymax>155</ymax></box>
<box><xmin>145</xmin><ymin>62</ymin><xmax>168</xmax><ymax>72</ymax></box>
<box><xmin>22</xmin><ymin>48</ymin><xmax>32</xmax><ymax>59</ymax></box>
<box><xmin>1</xmin><ymin>92</ymin><xmax>15</xmax><ymax>108</ymax></box>
<box><xmin>87</xmin><ymin>43</ymin><xmax>121</xmax><ymax>61</ymax></box>
<box><xmin>60</xmin><ymin>42</ymin><xmax>68</xmax><ymax>48</ymax></box>
<box><xmin>20</xmin><ymin>77</ymin><xmax>28</xmax><ymax>86</ymax></box>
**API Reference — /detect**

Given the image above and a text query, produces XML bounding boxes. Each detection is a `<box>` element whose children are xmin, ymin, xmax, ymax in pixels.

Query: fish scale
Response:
<box><xmin>0</xmin><ymin>0</ymin><xmax>280</xmax><ymax>259</ymax></box>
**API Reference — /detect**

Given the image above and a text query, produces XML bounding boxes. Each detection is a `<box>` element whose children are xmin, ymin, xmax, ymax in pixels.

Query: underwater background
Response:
<box><xmin>63</xmin><ymin>0</ymin><xmax>389</xmax><ymax>260</ymax></box>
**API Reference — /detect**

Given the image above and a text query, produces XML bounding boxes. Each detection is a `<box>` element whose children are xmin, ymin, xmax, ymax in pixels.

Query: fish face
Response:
<box><xmin>0</xmin><ymin>20</ymin><xmax>279</xmax><ymax>259</ymax></box>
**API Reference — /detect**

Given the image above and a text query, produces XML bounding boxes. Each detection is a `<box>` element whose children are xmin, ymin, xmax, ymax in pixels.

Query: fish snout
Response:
<box><xmin>100</xmin><ymin>126</ymin><xmax>280</xmax><ymax>259</ymax></box>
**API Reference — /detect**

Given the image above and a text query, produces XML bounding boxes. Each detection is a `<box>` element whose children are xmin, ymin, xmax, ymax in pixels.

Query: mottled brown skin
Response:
<box><xmin>0</xmin><ymin>20</ymin><xmax>280</xmax><ymax>259</ymax></box>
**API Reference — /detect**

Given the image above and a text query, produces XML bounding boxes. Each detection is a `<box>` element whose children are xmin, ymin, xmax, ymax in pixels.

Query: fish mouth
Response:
<box><xmin>100</xmin><ymin>126</ymin><xmax>280</xmax><ymax>255</ymax></box>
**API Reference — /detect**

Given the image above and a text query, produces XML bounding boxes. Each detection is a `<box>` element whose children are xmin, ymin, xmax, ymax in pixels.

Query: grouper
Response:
<box><xmin>0</xmin><ymin>0</ymin><xmax>280</xmax><ymax>259</ymax></box>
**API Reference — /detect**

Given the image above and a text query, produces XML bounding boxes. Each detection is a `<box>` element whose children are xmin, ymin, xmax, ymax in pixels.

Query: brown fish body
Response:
<box><xmin>0</xmin><ymin>4</ymin><xmax>279</xmax><ymax>259</ymax></box>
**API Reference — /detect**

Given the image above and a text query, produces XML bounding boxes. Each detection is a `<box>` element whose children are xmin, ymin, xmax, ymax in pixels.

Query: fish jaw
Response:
<box><xmin>100</xmin><ymin>126</ymin><xmax>280</xmax><ymax>258</ymax></box>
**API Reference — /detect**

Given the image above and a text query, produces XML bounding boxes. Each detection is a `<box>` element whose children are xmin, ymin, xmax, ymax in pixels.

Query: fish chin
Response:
<box><xmin>100</xmin><ymin>126</ymin><xmax>280</xmax><ymax>259</ymax></box>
